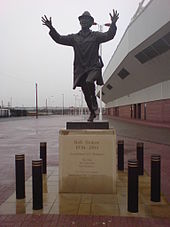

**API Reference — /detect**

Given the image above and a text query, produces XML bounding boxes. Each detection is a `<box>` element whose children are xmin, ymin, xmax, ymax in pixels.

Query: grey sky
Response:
<box><xmin>0</xmin><ymin>0</ymin><xmax>148</xmax><ymax>108</ymax></box>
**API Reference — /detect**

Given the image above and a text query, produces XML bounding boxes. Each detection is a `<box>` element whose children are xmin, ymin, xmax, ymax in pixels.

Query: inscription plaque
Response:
<box><xmin>59</xmin><ymin>129</ymin><xmax>117</xmax><ymax>193</ymax></box>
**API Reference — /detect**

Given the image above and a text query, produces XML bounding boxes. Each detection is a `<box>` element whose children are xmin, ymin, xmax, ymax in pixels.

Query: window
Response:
<box><xmin>152</xmin><ymin>39</ymin><xmax>169</xmax><ymax>54</ymax></box>
<box><xmin>135</xmin><ymin>32</ymin><xmax>170</xmax><ymax>64</ymax></box>
<box><xmin>106</xmin><ymin>84</ymin><xmax>113</xmax><ymax>90</ymax></box>
<box><xmin>118</xmin><ymin>68</ymin><xmax>130</xmax><ymax>79</ymax></box>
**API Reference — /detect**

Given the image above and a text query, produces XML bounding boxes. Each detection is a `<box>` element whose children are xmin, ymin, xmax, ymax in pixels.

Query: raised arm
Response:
<box><xmin>96</xmin><ymin>9</ymin><xmax>119</xmax><ymax>43</ymax></box>
<box><xmin>41</xmin><ymin>15</ymin><xmax>74</xmax><ymax>46</ymax></box>
<box><xmin>109</xmin><ymin>9</ymin><xmax>119</xmax><ymax>24</ymax></box>
<box><xmin>41</xmin><ymin>15</ymin><xmax>53</xmax><ymax>29</ymax></box>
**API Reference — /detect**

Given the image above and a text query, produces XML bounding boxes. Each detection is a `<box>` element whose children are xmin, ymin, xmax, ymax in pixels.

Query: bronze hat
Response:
<box><xmin>78</xmin><ymin>11</ymin><xmax>94</xmax><ymax>23</ymax></box>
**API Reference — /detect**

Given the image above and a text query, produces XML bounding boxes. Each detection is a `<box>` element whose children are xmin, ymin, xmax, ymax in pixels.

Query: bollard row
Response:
<box><xmin>117</xmin><ymin>140</ymin><xmax>161</xmax><ymax>213</ymax></box>
<box><xmin>117</xmin><ymin>140</ymin><xmax>144</xmax><ymax>175</ymax></box>
<box><xmin>15</xmin><ymin>141</ymin><xmax>161</xmax><ymax>213</ymax></box>
<box><xmin>15</xmin><ymin>142</ymin><xmax>47</xmax><ymax>210</ymax></box>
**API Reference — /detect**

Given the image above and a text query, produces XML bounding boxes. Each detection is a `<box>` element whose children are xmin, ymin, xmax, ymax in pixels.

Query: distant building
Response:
<box><xmin>100</xmin><ymin>0</ymin><xmax>170</xmax><ymax>123</ymax></box>
<box><xmin>0</xmin><ymin>108</ymin><xmax>10</xmax><ymax>117</ymax></box>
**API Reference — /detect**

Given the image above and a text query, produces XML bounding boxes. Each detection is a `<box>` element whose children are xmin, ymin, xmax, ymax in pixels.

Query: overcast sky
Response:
<box><xmin>0</xmin><ymin>0</ymin><xmax>149</xmax><ymax>108</ymax></box>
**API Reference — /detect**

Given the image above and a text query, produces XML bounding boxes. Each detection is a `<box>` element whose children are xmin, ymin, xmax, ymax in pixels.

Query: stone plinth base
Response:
<box><xmin>59</xmin><ymin>129</ymin><xmax>117</xmax><ymax>193</ymax></box>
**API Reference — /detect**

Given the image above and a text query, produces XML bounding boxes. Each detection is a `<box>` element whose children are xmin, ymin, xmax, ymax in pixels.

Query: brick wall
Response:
<box><xmin>119</xmin><ymin>105</ymin><xmax>131</xmax><ymax>118</ymax></box>
<box><xmin>107</xmin><ymin>107</ymin><xmax>116</xmax><ymax>116</ymax></box>
<box><xmin>146</xmin><ymin>101</ymin><xmax>163</xmax><ymax>122</ymax></box>
<box><xmin>146</xmin><ymin>99</ymin><xmax>170</xmax><ymax>123</ymax></box>
<box><xmin>106</xmin><ymin>99</ymin><xmax>170</xmax><ymax>123</ymax></box>
<box><xmin>163</xmin><ymin>99</ymin><xmax>170</xmax><ymax>122</ymax></box>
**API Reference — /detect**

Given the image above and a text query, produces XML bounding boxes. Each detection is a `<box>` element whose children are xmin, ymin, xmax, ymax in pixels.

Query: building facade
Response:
<box><xmin>100</xmin><ymin>0</ymin><xmax>170</xmax><ymax>123</ymax></box>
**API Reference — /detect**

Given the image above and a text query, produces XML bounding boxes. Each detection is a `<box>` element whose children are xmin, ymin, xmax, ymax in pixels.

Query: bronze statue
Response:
<box><xmin>42</xmin><ymin>10</ymin><xmax>119</xmax><ymax>122</ymax></box>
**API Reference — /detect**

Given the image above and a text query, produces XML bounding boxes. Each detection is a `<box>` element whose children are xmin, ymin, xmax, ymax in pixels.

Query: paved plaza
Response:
<box><xmin>0</xmin><ymin>115</ymin><xmax>170</xmax><ymax>226</ymax></box>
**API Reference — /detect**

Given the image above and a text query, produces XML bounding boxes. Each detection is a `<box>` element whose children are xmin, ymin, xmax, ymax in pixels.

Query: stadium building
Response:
<box><xmin>100</xmin><ymin>0</ymin><xmax>170</xmax><ymax>123</ymax></box>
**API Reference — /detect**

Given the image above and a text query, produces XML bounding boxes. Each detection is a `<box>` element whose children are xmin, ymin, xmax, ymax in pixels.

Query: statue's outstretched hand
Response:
<box><xmin>109</xmin><ymin>9</ymin><xmax>119</xmax><ymax>24</ymax></box>
<box><xmin>41</xmin><ymin>15</ymin><xmax>53</xmax><ymax>29</ymax></box>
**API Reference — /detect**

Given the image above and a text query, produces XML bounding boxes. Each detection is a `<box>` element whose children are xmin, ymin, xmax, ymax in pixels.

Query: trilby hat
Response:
<box><xmin>78</xmin><ymin>11</ymin><xmax>94</xmax><ymax>23</ymax></box>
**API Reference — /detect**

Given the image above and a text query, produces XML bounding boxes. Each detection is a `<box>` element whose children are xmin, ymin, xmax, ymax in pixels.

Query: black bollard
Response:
<box><xmin>40</xmin><ymin>142</ymin><xmax>47</xmax><ymax>174</ymax></box>
<box><xmin>151</xmin><ymin>155</ymin><xmax>161</xmax><ymax>202</ymax></box>
<box><xmin>137</xmin><ymin>142</ymin><xmax>144</xmax><ymax>175</ymax></box>
<box><xmin>128</xmin><ymin>159</ymin><xmax>138</xmax><ymax>213</ymax></box>
<box><xmin>118</xmin><ymin>140</ymin><xmax>124</xmax><ymax>170</ymax></box>
<box><xmin>32</xmin><ymin>159</ymin><xmax>43</xmax><ymax>210</ymax></box>
<box><xmin>15</xmin><ymin>154</ymin><xmax>25</xmax><ymax>199</ymax></box>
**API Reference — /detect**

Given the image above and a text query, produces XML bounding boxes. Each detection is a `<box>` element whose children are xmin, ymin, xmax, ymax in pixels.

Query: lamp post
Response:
<box><xmin>35</xmin><ymin>82</ymin><xmax>38</xmax><ymax>119</ymax></box>
<box><xmin>93</xmin><ymin>22</ymin><xmax>111</xmax><ymax>121</ymax></box>
<box><xmin>62</xmin><ymin>94</ymin><xmax>64</xmax><ymax>115</ymax></box>
<box><xmin>45</xmin><ymin>98</ymin><xmax>48</xmax><ymax>115</ymax></box>
<box><xmin>10</xmin><ymin>97</ymin><xmax>12</xmax><ymax>108</ymax></box>
<box><xmin>73</xmin><ymin>94</ymin><xmax>78</xmax><ymax>115</ymax></box>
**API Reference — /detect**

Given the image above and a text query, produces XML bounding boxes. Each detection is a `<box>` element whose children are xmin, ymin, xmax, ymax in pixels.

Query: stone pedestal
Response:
<box><xmin>59</xmin><ymin>129</ymin><xmax>117</xmax><ymax>193</ymax></box>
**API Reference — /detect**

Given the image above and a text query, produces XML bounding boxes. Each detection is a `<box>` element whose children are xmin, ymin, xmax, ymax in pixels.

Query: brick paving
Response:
<box><xmin>0</xmin><ymin>115</ymin><xmax>170</xmax><ymax>226</ymax></box>
<box><xmin>0</xmin><ymin>215</ymin><xmax>170</xmax><ymax>226</ymax></box>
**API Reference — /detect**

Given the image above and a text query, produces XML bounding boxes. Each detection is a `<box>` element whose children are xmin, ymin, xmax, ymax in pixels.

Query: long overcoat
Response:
<box><xmin>49</xmin><ymin>23</ymin><xmax>117</xmax><ymax>89</ymax></box>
